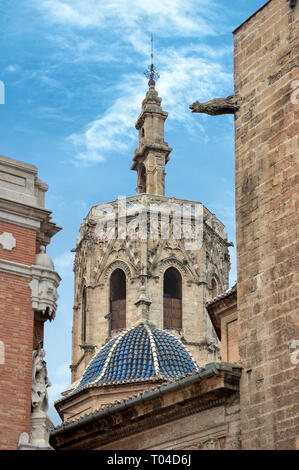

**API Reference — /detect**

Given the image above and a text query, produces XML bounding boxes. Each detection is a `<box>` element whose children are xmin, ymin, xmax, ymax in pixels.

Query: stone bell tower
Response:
<box><xmin>69</xmin><ymin>62</ymin><xmax>231</xmax><ymax>390</ymax></box>
<box><xmin>131</xmin><ymin>76</ymin><xmax>172</xmax><ymax>196</ymax></box>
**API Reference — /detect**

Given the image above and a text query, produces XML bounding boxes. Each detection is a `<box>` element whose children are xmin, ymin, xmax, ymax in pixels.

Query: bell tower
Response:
<box><xmin>69</xmin><ymin>41</ymin><xmax>231</xmax><ymax>388</ymax></box>
<box><xmin>131</xmin><ymin>37</ymin><xmax>172</xmax><ymax>196</ymax></box>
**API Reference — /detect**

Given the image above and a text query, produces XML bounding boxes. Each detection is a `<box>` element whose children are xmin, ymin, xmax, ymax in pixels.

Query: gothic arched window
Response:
<box><xmin>110</xmin><ymin>269</ymin><xmax>126</xmax><ymax>330</ymax></box>
<box><xmin>82</xmin><ymin>286</ymin><xmax>87</xmax><ymax>343</ymax></box>
<box><xmin>211</xmin><ymin>278</ymin><xmax>218</xmax><ymax>298</ymax></box>
<box><xmin>139</xmin><ymin>165</ymin><xmax>147</xmax><ymax>193</ymax></box>
<box><xmin>163</xmin><ymin>267</ymin><xmax>182</xmax><ymax>329</ymax></box>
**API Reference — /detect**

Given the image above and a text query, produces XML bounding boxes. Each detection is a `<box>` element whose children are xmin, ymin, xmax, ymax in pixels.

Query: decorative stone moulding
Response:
<box><xmin>18</xmin><ymin>414</ymin><xmax>53</xmax><ymax>451</ymax></box>
<box><xmin>0</xmin><ymin>231</ymin><xmax>16</xmax><ymax>251</ymax></box>
<box><xmin>0</xmin><ymin>257</ymin><xmax>60</xmax><ymax>321</ymax></box>
<box><xmin>30</xmin><ymin>412</ymin><xmax>53</xmax><ymax>448</ymax></box>
<box><xmin>29</xmin><ymin>246</ymin><xmax>61</xmax><ymax>320</ymax></box>
<box><xmin>29</xmin><ymin>268</ymin><xmax>60</xmax><ymax>321</ymax></box>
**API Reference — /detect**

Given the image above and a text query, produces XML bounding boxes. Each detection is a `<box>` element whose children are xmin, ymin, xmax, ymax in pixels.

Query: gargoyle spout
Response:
<box><xmin>189</xmin><ymin>95</ymin><xmax>240</xmax><ymax>116</ymax></box>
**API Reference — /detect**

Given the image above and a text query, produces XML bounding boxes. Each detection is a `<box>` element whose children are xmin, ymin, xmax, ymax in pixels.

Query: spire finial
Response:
<box><xmin>144</xmin><ymin>33</ymin><xmax>160</xmax><ymax>86</ymax></box>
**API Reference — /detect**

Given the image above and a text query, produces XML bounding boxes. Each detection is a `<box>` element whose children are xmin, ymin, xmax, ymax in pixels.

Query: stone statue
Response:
<box><xmin>189</xmin><ymin>95</ymin><xmax>239</xmax><ymax>116</ymax></box>
<box><xmin>19</xmin><ymin>343</ymin><xmax>54</xmax><ymax>449</ymax></box>
<box><xmin>32</xmin><ymin>342</ymin><xmax>51</xmax><ymax>415</ymax></box>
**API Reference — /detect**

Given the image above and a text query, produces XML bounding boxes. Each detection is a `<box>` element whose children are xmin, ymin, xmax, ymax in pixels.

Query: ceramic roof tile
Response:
<box><xmin>74</xmin><ymin>323</ymin><xmax>199</xmax><ymax>393</ymax></box>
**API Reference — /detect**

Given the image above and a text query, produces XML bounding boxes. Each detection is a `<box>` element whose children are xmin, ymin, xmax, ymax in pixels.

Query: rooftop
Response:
<box><xmin>68</xmin><ymin>322</ymin><xmax>199</xmax><ymax>396</ymax></box>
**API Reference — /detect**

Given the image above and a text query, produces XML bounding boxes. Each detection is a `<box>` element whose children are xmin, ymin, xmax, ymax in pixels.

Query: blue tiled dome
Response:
<box><xmin>75</xmin><ymin>323</ymin><xmax>199</xmax><ymax>391</ymax></box>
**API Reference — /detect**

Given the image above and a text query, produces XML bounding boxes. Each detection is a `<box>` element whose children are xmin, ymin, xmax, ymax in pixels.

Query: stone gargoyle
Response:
<box><xmin>189</xmin><ymin>95</ymin><xmax>240</xmax><ymax>116</ymax></box>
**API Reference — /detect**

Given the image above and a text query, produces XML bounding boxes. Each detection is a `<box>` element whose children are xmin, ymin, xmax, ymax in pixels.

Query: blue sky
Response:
<box><xmin>0</xmin><ymin>0</ymin><xmax>266</xmax><ymax>424</ymax></box>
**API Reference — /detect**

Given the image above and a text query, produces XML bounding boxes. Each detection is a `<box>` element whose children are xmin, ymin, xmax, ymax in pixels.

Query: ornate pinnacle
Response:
<box><xmin>144</xmin><ymin>34</ymin><xmax>160</xmax><ymax>85</ymax></box>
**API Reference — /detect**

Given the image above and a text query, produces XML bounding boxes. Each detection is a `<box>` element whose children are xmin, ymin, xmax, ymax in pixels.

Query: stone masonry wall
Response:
<box><xmin>98</xmin><ymin>395</ymin><xmax>240</xmax><ymax>451</ymax></box>
<box><xmin>234</xmin><ymin>0</ymin><xmax>298</xmax><ymax>449</ymax></box>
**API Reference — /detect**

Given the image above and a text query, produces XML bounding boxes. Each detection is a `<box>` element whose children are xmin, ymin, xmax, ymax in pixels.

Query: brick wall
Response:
<box><xmin>33</xmin><ymin>319</ymin><xmax>44</xmax><ymax>350</ymax></box>
<box><xmin>234</xmin><ymin>0</ymin><xmax>298</xmax><ymax>449</ymax></box>
<box><xmin>0</xmin><ymin>221</ymin><xmax>36</xmax><ymax>264</ymax></box>
<box><xmin>0</xmin><ymin>220</ymin><xmax>37</xmax><ymax>448</ymax></box>
<box><xmin>0</xmin><ymin>272</ymin><xmax>34</xmax><ymax>450</ymax></box>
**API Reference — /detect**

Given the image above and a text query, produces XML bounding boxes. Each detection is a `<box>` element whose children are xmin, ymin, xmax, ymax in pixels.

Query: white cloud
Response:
<box><xmin>69</xmin><ymin>73</ymin><xmax>144</xmax><ymax>165</ymax></box>
<box><xmin>69</xmin><ymin>43</ymin><xmax>232</xmax><ymax>165</ymax></box>
<box><xmin>36</xmin><ymin>0</ymin><xmax>217</xmax><ymax>36</ymax></box>
<box><xmin>35</xmin><ymin>106</ymin><xmax>75</xmax><ymax>122</ymax></box>
<box><xmin>32</xmin><ymin>0</ymin><xmax>232</xmax><ymax>166</ymax></box>
<box><xmin>5</xmin><ymin>65</ymin><xmax>18</xmax><ymax>73</ymax></box>
<box><xmin>44</xmin><ymin>33</ymin><xmax>121</xmax><ymax>64</ymax></box>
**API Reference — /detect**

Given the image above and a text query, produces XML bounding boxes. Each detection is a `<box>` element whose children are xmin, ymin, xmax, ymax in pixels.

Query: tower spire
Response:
<box><xmin>144</xmin><ymin>34</ymin><xmax>160</xmax><ymax>86</ymax></box>
<box><xmin>131</xmin><ymin>35</ymin><xmax>172</xmax><ymax>196</ymax></box>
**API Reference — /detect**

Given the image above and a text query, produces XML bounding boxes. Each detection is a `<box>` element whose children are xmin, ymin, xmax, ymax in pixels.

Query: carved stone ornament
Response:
<box><xmin>159</xmin><ymin>257</ymin><xmax>191</xmax><ymax>280</ymax></box>
<box><xmin>190</xmin><ymin>95</ymin><xmax>239</xmax><ymax>116</ymax></box>
<box><xmin>18</xmin><ymin>344</ymin><xmax>53</xmax><ymax>450</ymax></box>
<box><xmin>29</xmin><ymin>272</ymin><xmax>60</xmax><ymax>320</ymax></box>
<box><xmin>0</xmin><ymin>246</ymin><xmax>60</xmax><ymax>321</ymax></box>
<box><xmin>32</xmin><ymin>344</ymin><xmax>51</xmax><ymax>414</ymax></box>
<box><xmin>29</xmin><ymin>247</ymin><xmax>61</xmax><ymax>320</ymax></box>
<box><xmin>200</xmin><ymin>438</ymin><xmax>221</xmax><ymax>450</ymax></box>
<box><xmin>0</xmin><ymin>232</ymin><xmax>16</xmax><ymax>251</ymax></box>
<box><xmin>103</xmin><ymin>260</ymin><xmax>132</xmax><ymax>281</ymax></box>
<box><xmin>188</xmin><ymin>438</ymin><xmax>221</xmax><ymax>450</ymax></box>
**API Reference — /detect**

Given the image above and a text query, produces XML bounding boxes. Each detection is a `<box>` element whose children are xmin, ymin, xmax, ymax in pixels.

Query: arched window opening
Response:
<box><xmin>110</xmin><ymin>269</ymin><xmax>126</xmax><ymax>330</ymax></box>
<box><xmin>139</xmin><ymin>127</ymin><xmax>145</xmax><ymax>146</ymax></box>
<box><xmin>139</xmin><ymin>165</ymin><xmax>147</xmax><ymax>193</ymax></box>
<box><xmin>163</xmin><ymin>267</ymin><xmax>182</xmax><ymax>329</ymax></box>
<box><xmin>82</xmin><ymin>286</ymin><xmax>87</xmax><ymax>343</ymax></box>
<box><xmin>211</xmin><ymin>278</ymin><xmax>218</xmax><ymax>298</ymax></box>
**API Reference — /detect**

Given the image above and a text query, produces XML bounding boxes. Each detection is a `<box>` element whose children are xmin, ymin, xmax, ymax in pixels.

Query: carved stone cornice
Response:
<box><xmin>91</xmin><ymin>397</ymin><xmax>228</xmax><ymax>450</ymax></box>
<box><xmin>0</xmin><ymin>198</ymin><xmax>61</xmax><ymax>245</ymax></box>
<box><xmin>51</xmin><ymin>365</ymin><xmax>242</xmax><ymax>450</ymax></box>
<box><xmin>80</xmin><ymin>344</ymin><xmax>96</xmax><ymax>353</ymax></box>
<box><xmin>0</xmin><ymin>258</ymin><xmax>61</xmax><ymax>321</ymax></box>
<box><xmin>30</xmin><ymin>267</ymin><xmax>60</xmax><ymax>321</ymax></box>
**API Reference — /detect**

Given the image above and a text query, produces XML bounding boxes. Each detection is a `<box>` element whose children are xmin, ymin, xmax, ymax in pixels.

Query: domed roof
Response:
<box><xmin>75</xmin><ymin>323</ymin><xmax>199</xmax><ymax>392</ymax></box>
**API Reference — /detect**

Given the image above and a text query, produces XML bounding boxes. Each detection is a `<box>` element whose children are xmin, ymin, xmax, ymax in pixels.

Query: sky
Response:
<box><xmin>0</xmin><ymin>0</ymin><xmax>267</xmax><ymax>424</ymax></box>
